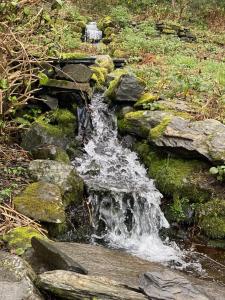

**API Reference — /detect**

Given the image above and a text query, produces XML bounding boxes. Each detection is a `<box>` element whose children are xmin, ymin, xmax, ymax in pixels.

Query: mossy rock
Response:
<box><xmin>134</xmin><ymin>93</ymin><xmax>159</xmax><ymax>109</ymax></box>
<box><xmin>95</xmin><ymin>55</ymin><xmax>114</xmax><ymax>73</ymax></box>
<box><xmin>29</xmin><ymin>160</ymin><xmax>84</xmax><ymax>207</ymax></box>
<box><xmin>135</xmin><ymin>142</ymin><xmax>211</xmax><ymax>211</ymax></box>
<box><xmin>13</xmin><ymin>182</ymin><xmax>66</xmax><ymax>224</ymax></box>
<box><xmin>150</xmin><ymin>116</ymin><xmax>172</xmax><ymax>140</ymax></box>
<box><xmin>31</xmin><ymin>145</ymin><xmax>70</xmax><ymax>164</ymax></box>
<box><xmin>60</xmin><ymin>52</ymin><xmax>88</xmax><ymax>59</ymax></box>
<box><xmin>3</xmin><ymin>226</ymin><xmax>45</xmax><ymax>256</ymax></box>
<box><xmin>198</xmin><ymin>199</ymin><xmax>225</xmax><ymax>239</ymax></box>
<box><xmin>22</xmin><ymin>109</ymin><xmax>76</xmax><ymax>153</ymax></box>
<box><xmin>90</xmin><ymin>66</ymin><xmax>108</xmax><ymax>89</ymax></box>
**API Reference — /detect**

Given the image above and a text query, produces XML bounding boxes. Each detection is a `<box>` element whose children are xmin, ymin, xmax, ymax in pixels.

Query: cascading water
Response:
<box><xmin>73</xmin><ymin>93</ymin><xmax>184</xmax><ymax>264</ymax></box>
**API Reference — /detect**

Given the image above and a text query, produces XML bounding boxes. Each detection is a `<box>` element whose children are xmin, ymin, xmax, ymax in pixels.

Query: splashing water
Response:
<box><xmin>73</xmin><ymin>93</ymin><xmax>185</xmax><ymax>264</ymax></box>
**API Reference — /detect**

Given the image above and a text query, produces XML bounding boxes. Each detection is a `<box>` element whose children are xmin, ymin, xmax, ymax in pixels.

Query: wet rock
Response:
<box><xmin>13</xmin><ymin>182</ymin><xmax>65</xmax><ymax>224</ymax></box>
<box><xmin>111</xmin><ymin>74</ymin><xmax>146</xmax><ymax>103</ymax></box>
<box><xmin>140</xmin><ymin>270</ymin><xmax>209</xmax><ymax>300</ymax></box>
<box><xmin>27</xmin><ymin>241</ymin><xmax>225</xmax><ymax>299</ymax></box>
<box><xmin>121</xmin><ymin>110</ymin><xmax>225</xmax><ymax>163</ymax></box>
<box><xmin>57</xmin><ymin>64</ymin><xmax>93</xmax><ymax>83</ymax></box>
<box><xmin>29</xmin><ymin>160</ymin><xmax>84</xmax><ymax>206</ymax></box>
<box><xmin>31</xmin><ymin>237</ymin><xmax>87</xmax><ymax>274</ymax></box>
<box><xmin>0</xmin><ymin>251</ymin><xmax>43</xmax><ymax>300</ymax></box>
<box><xmin>3</xmin><ymin>226</ymin><xmax>45</xmax><ymax>256</ymax></box>
<box><xmin>36</xmin><ymin>270</ymin><xmax>147</xmax><ymax>300</ymax></box>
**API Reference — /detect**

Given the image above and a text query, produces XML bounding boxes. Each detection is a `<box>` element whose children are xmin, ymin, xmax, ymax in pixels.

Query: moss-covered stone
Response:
<box><xmin>98</xmin><ymin>16</ymin><xmax>114</xmax><ymax>31</ymax></box>
<box><xmin>95</xmin><ymin>55</ymin><xmax>114</xmax><ymax>73</ymax></box>
<box><xmin>29</xmin><ymin>160</ymin><xmax>84</xmax><ymax>207</ymax></box>
<box><xmin>60</xmin><ymin>52</ymin><xmax>88</xmax><ymax>59</ymax></box>
<box><xmin>90</xmin><ymin>66</ymin><xmax>108</xmax><ymax>89</ymax></box>
<box><xmin>149</xmin><ymin>116</ymin><xmax>171</xmax><ymax>140</ymax></box>
<box><xmin>198</xmin><ymin>199</ymin><xmax>225</xmax><ymax>239</ymax></box>
<box><xmin>134</xmin><ymin>93</ymin><xmax>159</xmax><ymax>108</ymax></box>
<box><xmin>3</xmin><ymin>226</ymin><xmax>45</xmax><ymax>255</ymax></box>
<box><xmin>135</xmin><ymin>142</ymin><xmax>211</xmax><ymax>205</ymax></box>
<box><xmin>13</xmin><ymin>182</ymin><xmax>66</xmax><ymax>224</ymax></box>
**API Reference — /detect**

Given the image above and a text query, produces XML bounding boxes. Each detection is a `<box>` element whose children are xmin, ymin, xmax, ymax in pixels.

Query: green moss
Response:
<box><xmin>36</xmin><ymin>109</ymin><xmax>76</xmax><ymax>138</ymax></box>
<box><xmin>55</xmin><ymin>148</ymin><xmax>70</xmax><ymax>164</ymax></box>
<box><xmin>135</xmin><ymin>142</ymin><xmax>210</xmax><ymax>203</ymax></box>
<box><xmin>3</xmin><ymin>226</ymin><xmax>45</xmax><ymax>255</ymax></box>
<box><xmin>90</xmin><ymin>66</ymin><xmax>108</xmax><ymax>88</ymax></box>
<box><xmin>149</xmin><ymin>116</ymin><xmax>171</xmax><ymax>140</ymax></box>
<box><xmin>198</xmin><ymin>199</ymin><xmax>225</xmax><ymax>239</ymax></box>
<box><xmin>134</xmin><ymin>93</ymin><xmax>159</xmax><ymax>108</ymax></box>
<box><xmin>60</xmin><ymin>52</ymin><xmax>88</xmax><ymax>59</ymax></box>
<box><xmin>38</xmin><ymin>72</ymin><xmax>49</xmax><ymax>85</ymax></box>
<box><xmin>105</xmin><ymin>69</ymin><xmax>128</xmax><ymax>99</ymax></box>
<box><xmin>117</xmin><ymin>111</ymin><xmax>150</xmax><ymax>138</ymax></box>
<box><xmin>13</xmin><ymin>182</ymin><xmax>66</xmax><ymax>223</ymax></box>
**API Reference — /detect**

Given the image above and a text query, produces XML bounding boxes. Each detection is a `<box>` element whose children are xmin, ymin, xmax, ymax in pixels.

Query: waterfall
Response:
<box><xmin>73</xmin><ymin>93</ymin><xmax>183</xmax><ymax>263</ymax></box>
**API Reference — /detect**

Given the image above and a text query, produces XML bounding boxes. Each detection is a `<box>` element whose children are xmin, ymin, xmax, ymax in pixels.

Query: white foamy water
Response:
<box><xmin>73</xmin><ymin>93</ymin><xmax>185</xmax><ymax>264</ymax></box>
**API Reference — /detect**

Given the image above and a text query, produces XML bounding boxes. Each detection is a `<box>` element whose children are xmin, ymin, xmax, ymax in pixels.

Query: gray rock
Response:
<box><xmin>36</xmin><ymin>270</ymin><xmax>147</xmax><ymax>300</ymax></box>
<box><xmin>57</xmin><ymin>64</ymin><xmax>93</xmax><ymax>83</ymax></box>
<box><xmin>29</xmin><ymin>160</ymin><xmax>84</xmax><ymax>206</ymax></box>
<box><xmin>31</xmin><ymin>238</ymin><xmax>87</xmax><ymax>275</ymax></box>
<box><xmin>122</xmin><ymin>110</ymin><xmax>225</xmax><ymax>163</ymax></box>
<box><xmin>115</xmin><ymin>74</ymin><xmax>146</xmax><ymax>102</ymax></box>
<box><xmin>27</xmin><ymin>242</ymin><xmax>225</xmax><ymax>300</ymax></box>
<box><xmin>40</xmin><ymin>94</ymin><xmax>58</xmax><ymax>110</ymax></box>
<box><xmin>0</xmin><ymin>251</ymin><xmax>43</xmax><ymax>300</ymax></box>
<box><xmin>21</xmin><ymin>122</ymin><xmax>69</xmax><ymax>152</ymax></box>
<box><xmin>13</xmin><ymin>182</ymin><xmax>65</xmax><ymax>224</ymax></box>
<box><xmin>139</xmin><ymin>271</ymin><xmax>209</xmax><ymax>300</ymax></box>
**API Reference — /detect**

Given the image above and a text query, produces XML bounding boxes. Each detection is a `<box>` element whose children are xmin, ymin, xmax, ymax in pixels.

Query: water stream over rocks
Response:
<box><xmin>73</xmin><ymin>93</ymin><xmax>190</xmax><ymax>265</ymax></box>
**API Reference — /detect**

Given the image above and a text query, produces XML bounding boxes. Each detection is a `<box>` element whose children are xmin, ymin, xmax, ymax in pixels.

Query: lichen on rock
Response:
<box><xmin>3</xmin><ymin>226</ymin><xmax>45</xmax><ymax>256</ymax></box>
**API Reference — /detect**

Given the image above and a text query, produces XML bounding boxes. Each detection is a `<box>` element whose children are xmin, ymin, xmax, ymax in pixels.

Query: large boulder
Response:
<box><xmin>105</xmin><ymin>73</ymin><xmax>146</xmax><ymax>103</ymax></box>
<box><xmin>120</xmin><ymin>110</ymin><xmax>225</xmax><ymax>164</ymax></box>
<box><xmin>13</xmin><ymin>182</ymin><xmax>65</xmax><ymax>224</ymax></box>
<box><xmin>36</xmin><ymin>270</ymin><xmax>147</xmax><ymax>300</ymax></box>
<box><xmin>29</xmin><ymin>160</ymin><xmax>84</xmax><ymax>206</ymax></box>
<box><xmin>0</xmin><ymin>251</ymin><xmax>43</xmax><ymax>300</ymax></box>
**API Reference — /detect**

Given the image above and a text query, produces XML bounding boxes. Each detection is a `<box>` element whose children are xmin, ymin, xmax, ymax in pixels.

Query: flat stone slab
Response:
<box><xmin>123</xmin><ymin>110</ymin><xmax>225</xmax><ymax>163</ymax></box>
<box><xmin>140</xmin><ymin>271</ymin><xmax>209</xmax><ymax>300</ymax></box>
<box><xmin>57</xmin><ymin>64</ymin><xmax>93</xmax><ymax>83</ymax></box>
<box><xmin>37</xmin><ymin>270</ymin><xmax>147</xmax><ymax>300</ymax></box>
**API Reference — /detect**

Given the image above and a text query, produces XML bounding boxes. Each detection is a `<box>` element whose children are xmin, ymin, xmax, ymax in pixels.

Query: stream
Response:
<box><xmin>73</xmin><ymin>93</ymin><xmax>193</xmax><ymax>266</ymax></box>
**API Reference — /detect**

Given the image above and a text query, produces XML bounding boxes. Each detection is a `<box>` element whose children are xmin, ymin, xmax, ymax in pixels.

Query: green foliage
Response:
<box><xmin>210</xmin><ymin>166</ymin><xmax>225</xmax><ymax>181</ymax></box>
<box><xmin>110</xmin><ymin>5</ymin><xmax>131</xmax><ymax>27</ymax></box>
